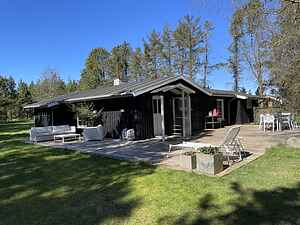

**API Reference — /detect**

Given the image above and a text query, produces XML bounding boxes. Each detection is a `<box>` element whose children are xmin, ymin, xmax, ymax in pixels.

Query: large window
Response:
<box><xmin>216</xmin><ymin>99</ymin><xmax>224</xmax><ymax>120</ymax></box>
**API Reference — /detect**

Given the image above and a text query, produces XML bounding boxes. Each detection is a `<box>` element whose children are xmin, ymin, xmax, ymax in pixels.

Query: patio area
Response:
<box><xmin>36</xmin><ymin>125</ymin><xmax>300</xmax><ymax>173</ymax></box>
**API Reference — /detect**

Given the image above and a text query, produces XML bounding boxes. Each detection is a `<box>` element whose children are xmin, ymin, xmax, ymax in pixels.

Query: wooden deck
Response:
<box><xmin>191</xmin><ymin>125</ymin><xmax>300</xmax><ymax>154</ymax></box>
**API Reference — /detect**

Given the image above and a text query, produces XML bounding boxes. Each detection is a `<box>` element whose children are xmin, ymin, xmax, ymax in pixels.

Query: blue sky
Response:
<box><xmin>0</xmin><ymin>0</ymin><xmax>257</xmax><ymax>91</ymax></box>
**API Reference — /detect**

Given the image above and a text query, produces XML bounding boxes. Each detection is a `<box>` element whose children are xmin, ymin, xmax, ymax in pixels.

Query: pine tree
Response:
<box><xmin>129</xmin><ymin>48</ymin><xmax>144</xmax><ymax>81</ymax></box>
<box><xmin>80</xmin><ymin>48</ymin><xmax>111</xmax><ymax>90</ymax></box>
<box><xmin>66</xmin><ymin>79</ymin><xmax>79</xmax><ymax>93</ymax></box>
<box><xmin>0</xmin><ymin>75</ymin><xmax>17</xmax><ymax>120</ymax></box>
<box><xmin>143</xmin><ymin>30</ymin><xmax>163</xmax><ymax>79</ymax></box>
<box><xmin>17</xmin><ymin>80</ymin><xmax>32</xmax><ymax>105</ymax></box>
<box><xmin>110</xmin><ymin>42</ymin><xmax>131</xmax><ymax>80</ymax></box>
<box><xmin>161</xmin><ymin>25</ymin><xmax>176</xmax><ymax>76</ymax></box>
<box><xmin>202</xmin><ymin>21</ymin><xmax>213</xmax><ymax>87</ymax></box>
<box><xmin>173</xmin><ymin>15</ymin><xmax>205</xmax><ymax>80</ymax></box>
<box><xmin>17</xmin><ymin>80</ymin><xmax>32</xmax><ymax>118</ymax></box>
<box><xmin>228</xmin><ymin>9</ymin><xmax>243</xmax><ymax>91</ymax></box>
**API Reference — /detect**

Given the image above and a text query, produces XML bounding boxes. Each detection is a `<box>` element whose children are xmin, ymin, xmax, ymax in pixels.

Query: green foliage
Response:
<box><xmin>66</xmin><ymin>79</ymin><xmax>79</xmax><ymax>93</ymax></box>
<box><xmin>78</xmin><ymin>15</ymin><xmax>221</xmax><ymax>85</ymax></box>
<box><xmin>143</xmin><ymin>30</ymin><xmax>164</xmax><ymax>79</ymax></box>
<box><xmin>229</xmin><ymin>0</ymin><xmax>270</xmax><ymax>97</ymax></box>
<box><xmin>75</xmin><ymin>103</ymin><xmax>103</xmax><ymax>126</ymax></box>
<box><xmin>16</xmin><ymin>80</ymin><xmax>32</xmax><ymax>118</ymax></box>
<box><xmin>173</xmin><ymin>15</ymin><xmax>205</xmax><ymax>79</ymax></box>
<box><xmin>129</xmin><ymin>47</ymin><xmax>144</xmax><ymax>81</ymax></box>
<box><xmin>228</xmin><ymin>8</ymin><xmax>244</xmax><ymax>91</ymax></box>
<box><xmin>80</xmin><ymin>48</ymin><xmax>111</xmax><ymax>90</ymax></box>
<box><xmin>32</xmin><ymin>68</ymin><xmax>66</xmax><ymax>100</ymax></box>
<box><xmin>110</xmin><ymin>42</ymin><xmax>131</xmax><ymax>80</ymax></box>
<box><xmin>269</xmin><ymin>0</ymin><xmax>300</xmax><ymax>110</ymax></box>
<box><xmin>161</xmin><ymin>25</ymin><xmax>176</xmax><ymax>76</ymax></box>
<box><xmin>0</xmin><ymin>75</ymin><xmax>17</xmax><ymax>120</ymax></box>
<box><xmin>198</xmin><ymin>146</ymin><xmax>220</xmax><ymax>155</ymax></box>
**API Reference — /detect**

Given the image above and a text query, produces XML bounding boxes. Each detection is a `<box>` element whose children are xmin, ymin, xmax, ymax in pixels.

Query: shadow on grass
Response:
<box><xmin>0</xmin><ymin>121</ymin><xmax>32</xmax><ymax>133</ymax></box>
<box><xmin>0</xmin><ymin>139</ymin><xmax>155</xmax><ymax>225</ymax></box>
<box><xmin>158</xmin><ymin>181</ymin><xmax>300</xmax><ymax>225</ymax></box>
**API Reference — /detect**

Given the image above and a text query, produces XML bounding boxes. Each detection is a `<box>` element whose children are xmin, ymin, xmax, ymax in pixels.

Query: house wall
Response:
<box><xmin>77</xmin><ymin>95</ymin><xmax>154</xmax><ymax>140</ymax></box>
<box><xmin>34</xmin><ymin>104</ymin><xmax>76</xmax><ymax>127</ymax></box>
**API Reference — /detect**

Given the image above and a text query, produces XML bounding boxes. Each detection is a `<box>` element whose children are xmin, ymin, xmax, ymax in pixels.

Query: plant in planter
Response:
<box><xmin>196</xmin><ymin>146</ymin><xmax>223</xmax><ymax>175</ymax></box>
<box><xmin>179</xmin><ymin>151</ymin><xmax>197</xmax><ymax>171</ymax></box>
<box><xmin>75</xmin><ymin>103</ymin><xmax>103</xmax><ymax>127</ymax></box>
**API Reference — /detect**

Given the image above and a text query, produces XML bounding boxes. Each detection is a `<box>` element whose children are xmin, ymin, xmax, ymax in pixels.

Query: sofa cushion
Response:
<box><xmin>52</xmin><ymin>125</ymin><xmax>72</xmax><ymax>135</ymax></box>
<box><xmin>31</xmin><ymin>127</ymin><xmax>52</xmax><ymax>135</ymax></box>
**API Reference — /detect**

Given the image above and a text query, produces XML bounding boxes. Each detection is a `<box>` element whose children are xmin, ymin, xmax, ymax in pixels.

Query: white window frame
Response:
<box><xmin>216</xmin><ymin>99</ymin><xmax>225</xmax><ymax>120</ymax></box>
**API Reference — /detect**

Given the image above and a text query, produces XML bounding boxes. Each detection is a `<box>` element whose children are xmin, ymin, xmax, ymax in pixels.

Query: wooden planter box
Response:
<box><xmin>196</xmin><ymin>152</ymin><xmax>223</xmax><ymax>175</ymax></box>
<box><xmin>179</xmin><ymin>152</ymin><xmax>197</xmax><ymax>171</ymax></box>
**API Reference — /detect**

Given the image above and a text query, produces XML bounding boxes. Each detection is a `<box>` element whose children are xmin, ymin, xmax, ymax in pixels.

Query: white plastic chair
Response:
<box><xmin>259</xmin><ymin>114</ymin><xmax>265</xmax><ymax>129</ymax></box>
<box><xmin>291</xmin><ymin>114</ymin><xmax>298</xmax><ymax>129</ymax></box>
<box><xmin>281</xmin><ymin>113</ymin><xmax>293</xmax><ymax>130</ymax></box>
<box><xmin>263</xmin><ymin>114</ymin><xmax>275</xmax><ymax>132</ymax></box>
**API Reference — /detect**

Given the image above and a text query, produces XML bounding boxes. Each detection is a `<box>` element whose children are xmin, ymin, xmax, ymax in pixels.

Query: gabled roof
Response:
<box><xmin>24</xmin><ymin>76</ymin><xmax>258</xmax><ymax>109</ymax></box>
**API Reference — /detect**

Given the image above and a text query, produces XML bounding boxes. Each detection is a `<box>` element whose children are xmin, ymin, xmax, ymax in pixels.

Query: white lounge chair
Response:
<box><xmin>169</xmin><ymin>126</ymin><xmax>243</xmax><ymax>165</ymax></box>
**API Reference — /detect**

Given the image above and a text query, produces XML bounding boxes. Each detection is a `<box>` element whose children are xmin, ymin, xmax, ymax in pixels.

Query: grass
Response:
<box><xmin>0</xmin><ymin>121</ymin><xmax>299</xmax><ymax>225</ymax></box>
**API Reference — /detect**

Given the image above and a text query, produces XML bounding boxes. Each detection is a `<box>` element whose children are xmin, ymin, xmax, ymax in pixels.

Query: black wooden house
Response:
<box><xmin>25</xmin><ymin>76</ymin><xmax>259</xmax><ymax>140</ymax></box>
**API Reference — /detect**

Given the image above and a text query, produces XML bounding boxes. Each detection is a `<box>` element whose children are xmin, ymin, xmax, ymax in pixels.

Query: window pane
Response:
<box><xmin>153</xmin><ymin>99</ymin><xmax>157</xmax><ymax>113</ymax></box>
<box><xmin>157</xmin><ymin>99</ymin><xmax>161</xmax><ymax>113</ymax></box>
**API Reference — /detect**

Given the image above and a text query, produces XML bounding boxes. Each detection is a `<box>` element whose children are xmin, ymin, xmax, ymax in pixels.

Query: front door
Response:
<box><xmin>172</xmin><ymin>94</ymin><xmax>191</xmax><ymax>138</ymax></box>
<box><xmin>152</xmin><ymin>96</ymin><xmax>162</xmax><ymax>136</ymax></box>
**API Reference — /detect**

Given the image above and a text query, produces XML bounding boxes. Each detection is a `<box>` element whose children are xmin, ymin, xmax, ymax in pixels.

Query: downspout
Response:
<box><xmin>227</xmin><ymin>98</ymin><xmax>235</xmax><ymax>125</ymax></box>
<box><xmin>51</xmin><ymin>109</ymin><xmax>54</xmax><ymax>126</ymax></box>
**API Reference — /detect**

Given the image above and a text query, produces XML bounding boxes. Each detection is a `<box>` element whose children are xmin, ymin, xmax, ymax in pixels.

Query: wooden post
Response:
<box><xmin>182</xmin><ymin>91</ymin><xmax>186</xmax><ymax>138</ymax></box>
<box><xmin>76</xmin><ymin>113</ymin><xmax>80</xmax><ymax>127</ymax></box>
<box><xmin>187</xmin><ymin>94</ymin><xmax>192</xmax><ymax>137</ymax></box>
<box><xmin>160</xmin><ymin>95</ymin><xmax>165</xmax><ymax>141</ymax></box>
<box><xmin>51</xmin><ymin>110</ymin><xmax>54</xmax><ymax>126</ymax></box>
<box><xmin>33</xmin><ymin>108</ymin><xmax>36</xmax><ymax>127</ymax></box>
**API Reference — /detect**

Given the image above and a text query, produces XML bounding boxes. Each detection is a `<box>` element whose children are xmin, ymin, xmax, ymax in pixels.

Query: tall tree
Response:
<box><xmin>234</xmin><ymin>0</ymin><xmax>271</xmax><ymax>97</ymax></box>
<box><xmin>66</xmin><ymin>79</ymin><xmax>79</xmax><ymax>93</ymax></box>
<box><xmin>80</xmin><ymin>48</ymin><xmax>111</xmax><ymax>90</ymax></box>
<box><xmin>161</xmin><ymin>25</ymin><xmax>176</xmax><ymax>76</ymax></box>
<box><xmin>17</xmin><ymin>80</ymin><xmax>32</xmax><ymax>105</ymax></box>
<box><xmin>270</xmin><ymin>0</ymin><xmax>300</xmax><ymax>109</ymax></box>
<box><xmin>229</xmin><ymin>9</ymin><xmax>244</xmax><ymax>91</ymax></box>
<box><xmin>202</xmin><ymin>21</ymin><xmax>212</xmax><ymax>87</ymax></box>
<box><xmin>201</xmin><ymin>21</ymin><xmax>225</xmax><ymax>87</ymax></box>
<box><xmin>110</xmin><ymin>42</ymin><xmax>131</xmax><ymax>80</ymax></box>
<box><xmin>0</xmin><ymin>75</ymin><xmax>17</xmax><ymax>120</ymax></box>
<box><xmin>34</xmin><ymin>68</ymin><xmax>66</xmax><ymax>100</ymax></box>
<box><xmin>16</xmin><ymin>80</ymin><xmax>32</xmax><ymax>118</ymax></box>
<box><xmin>173</xmin><ymin>15</ymin><xmax>205</xmax><ymax>80</ymax></box>
<box><xmin>143</xmin><ymin>31</ymin><xmax>163</xmax><ymax>79</ymax></box>
<box><xmin>129</xmin><ymin>47</ymin><xmax>144</xmax><ymax>81</ymax></box>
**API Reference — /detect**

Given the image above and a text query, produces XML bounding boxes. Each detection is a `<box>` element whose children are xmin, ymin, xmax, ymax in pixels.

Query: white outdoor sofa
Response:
<box><xmin>30</xmin><ymin>125</ymin><xmax>76</xmax><ymax>142</ymax></box>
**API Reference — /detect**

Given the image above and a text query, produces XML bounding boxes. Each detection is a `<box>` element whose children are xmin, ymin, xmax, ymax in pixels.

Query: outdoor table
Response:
<box><xmin>205</xmin><ymin>116</ymin><xmax>224</xmax><ymax>129</ymax></box>
<box><xmin>54</xmin><ymin>133</ymin><xmax>81</xmax><ymax>143</ymax></box>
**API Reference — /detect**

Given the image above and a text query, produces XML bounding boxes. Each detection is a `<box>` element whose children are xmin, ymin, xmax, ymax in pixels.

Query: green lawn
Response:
<box><xmin>0</xmin><ymin>122</ymin><xmax>299</xmax><ymax>225</ymax></box>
